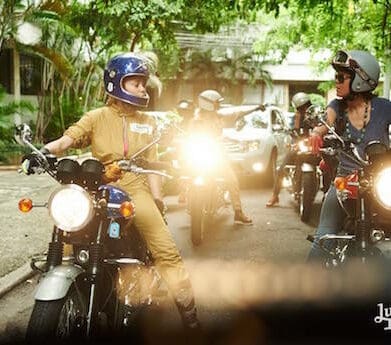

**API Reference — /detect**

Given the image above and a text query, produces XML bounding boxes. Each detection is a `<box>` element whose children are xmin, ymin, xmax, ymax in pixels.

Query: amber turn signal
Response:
<box><xmin>18</xmin><ymin>198</ymin><xmax>33</xmax><ymax>213</ymax></box>
<box><xmin>119</xmin><ymin>201</ymin><xmax>134</xmax><ymax>218</ymax></box>
<box><xmin>334</xmin><ymin>177</ymin><xmax>347</xmax><ymax>191</ymax></box>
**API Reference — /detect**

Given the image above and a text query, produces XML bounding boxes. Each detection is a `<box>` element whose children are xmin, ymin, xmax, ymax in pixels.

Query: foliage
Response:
<box><xmin>0</xmin><ymin>84</ymin><xmax>36</xmax><ymax>162</ymax></box>
<box><xmin>0</xmin><ymin>0</ymin><xmax>26</xmax><ymax>52</ymax></box>
<box><xmin>249</xmin><ymin>0</ymin><xmax>391</xmax><ymax>67</ymax></box>
<box><xmin>5</xmin><ymin>0</ymin><xmax>391</xmax><ymax>144</ymax></box>
<box><xmin>65</xmin><ymin>0</ymin><xmax>241</xmax><ymax>80</ymax></box>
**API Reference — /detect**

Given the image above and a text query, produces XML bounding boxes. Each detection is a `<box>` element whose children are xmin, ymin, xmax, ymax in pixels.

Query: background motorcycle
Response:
<box><xmin>283</xmin><ymin>136</ymin><xmax>322</xmax><ymax>222</ymax></box>
<box><xmin>179</xmin><ymin>133</ymin><xmax>229</xmax><ymax>246</ymax></box>
<box><xmin>16</xmin><ymin>124</ymin><xmax>170</xmax><ymax>341</ymax></box>
<box><xmin>307</xmin><ymin>115</ymin><xmax>391</xmax><ymax>267</ymax></box>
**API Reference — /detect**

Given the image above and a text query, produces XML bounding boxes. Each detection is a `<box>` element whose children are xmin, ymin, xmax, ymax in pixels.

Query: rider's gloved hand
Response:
<box><xmin>21</xmin><ymin>147</ymin><xmax>50</xmax><ymax>175</ymax></box>
<box><xmin>309</xmin><ymin>133</ymin><xmax>323</xmax><ymax>154</ymax></box>
<box><xmin>103</xmin><ymin>162</ymin><xmax>123</xmax><ymax>183</ymax></box>
<box><xmin>132</xmin><ymin>157</ymin><xmax>149</xmax><ymax>169</ymax></box>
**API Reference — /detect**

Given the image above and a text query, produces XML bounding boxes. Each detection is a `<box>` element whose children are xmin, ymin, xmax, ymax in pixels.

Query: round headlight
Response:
<box><xmin>48</xmin><ymin>184</ymin><xmax>94</xmax><ymax>231</ymax></box>
<box><xmin>184</xmin><ymin>135</ymin><xmax>220</xmax><ymax>170</ymax></box>
<box><xmin>374</xmin><ymin>167</ymin><xmax>391</xmax><ymax>209</ymax></box>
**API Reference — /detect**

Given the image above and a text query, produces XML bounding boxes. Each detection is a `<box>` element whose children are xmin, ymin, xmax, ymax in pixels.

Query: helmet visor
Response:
<box><xmin>332</xmin><ymin>50</ymin><xmax>375</xmax><ymax>87</ymax></box>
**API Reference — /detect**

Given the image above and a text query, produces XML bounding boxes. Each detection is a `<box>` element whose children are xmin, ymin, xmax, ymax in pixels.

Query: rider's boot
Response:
<box><xmin>173</xmin><ymin>284</ymin><xmax>201</xmax><ymax>331</ymax></box>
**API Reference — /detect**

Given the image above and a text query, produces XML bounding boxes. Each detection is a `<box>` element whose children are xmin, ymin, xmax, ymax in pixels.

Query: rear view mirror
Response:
<box><xmin>235</xmin><ymin>118</ymin><xmax>246</xmax><ymax>131</ymax></box>
<box><xmin>272</xmin><ymin>124</ymin><xmax>283</xmax><ymax>131</ymax></box>
<box><xmin>304</xmin><ymin>105</ymin><xmax>326</xmax><ymax>127</ymax></box>
<box><xmin>14</xmin><ymin>123</ymin><xmax>32</xmax><ymax>146</ymax></box>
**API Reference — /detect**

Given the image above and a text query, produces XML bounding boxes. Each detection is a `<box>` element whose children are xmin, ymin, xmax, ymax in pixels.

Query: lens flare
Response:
<box><xmin>374</xmin><ymin>167</ymin><xmax>391</xmax><ymax>208</ymax></box>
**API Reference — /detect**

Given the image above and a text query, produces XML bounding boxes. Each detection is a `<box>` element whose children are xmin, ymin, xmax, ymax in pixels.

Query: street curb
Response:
<box><xmin>0</xmin><ymin>262</ymin><xmax>37</xmax><ymax>299</ymax></box>
<box><xmin>0</xmin><ymin>165</ymin><xmax>19</xmax><ymax>171</ymax></box>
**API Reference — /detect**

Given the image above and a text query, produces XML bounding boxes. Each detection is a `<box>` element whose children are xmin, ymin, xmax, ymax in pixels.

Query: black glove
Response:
<box><xmin>21</xmin><ymin>147</ymin><xmax>51</xmax><ymax>175</ymax></box>
<box><xmin>131</xmin><ymin>157</ymin><xmax>149</xmax><ymax>168</ymax></box>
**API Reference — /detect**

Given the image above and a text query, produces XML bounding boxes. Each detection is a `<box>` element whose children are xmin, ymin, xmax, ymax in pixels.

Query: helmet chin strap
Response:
<box><xmin>344</xmin><ymin>92</ymin><xmax>358</xmax><ymax>102</ymax></box>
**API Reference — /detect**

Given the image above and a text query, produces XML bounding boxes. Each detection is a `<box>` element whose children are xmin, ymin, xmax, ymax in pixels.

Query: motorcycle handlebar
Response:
<box><xmin>117</xmin><ymin>160</ymin><xmax>173</xmax><ymax>179</ymax></box>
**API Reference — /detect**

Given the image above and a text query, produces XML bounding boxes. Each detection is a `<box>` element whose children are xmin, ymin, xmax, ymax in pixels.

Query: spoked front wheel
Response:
<box><xmin>26</xmin><ymin>286</ymin><xmax>86</xmax><ymax>342</ymax></box>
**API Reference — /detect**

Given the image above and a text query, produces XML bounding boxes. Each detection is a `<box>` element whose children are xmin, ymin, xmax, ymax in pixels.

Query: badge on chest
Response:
<box><xmin>130</xmin><ymin>123</ymin><xmax>153</xmax><ymax>135</ymax></box>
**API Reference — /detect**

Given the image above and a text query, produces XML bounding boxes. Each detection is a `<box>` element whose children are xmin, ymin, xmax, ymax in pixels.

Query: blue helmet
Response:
<box><xmin>104</xmin><ymin>53</ymin><xmax>150</xmax><ymax>107</ymax></box>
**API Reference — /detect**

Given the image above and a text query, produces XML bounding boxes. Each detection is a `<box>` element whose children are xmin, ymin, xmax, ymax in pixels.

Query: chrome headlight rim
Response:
<box><xmin>48</xmin><ymin>184</ymin><xmax>94</xmax><ymax>232</ymax></box>
<box><xmin>373</xmin><ymin>167</ymin><xmax>391</xmax><ymax>210</ymax></box>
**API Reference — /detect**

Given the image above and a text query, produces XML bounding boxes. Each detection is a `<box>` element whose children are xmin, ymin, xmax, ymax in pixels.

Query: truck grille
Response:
<box><xmin>223</xmin><ymin>139</ymin><xmax>244</xmax><ymax>153</ymax></box>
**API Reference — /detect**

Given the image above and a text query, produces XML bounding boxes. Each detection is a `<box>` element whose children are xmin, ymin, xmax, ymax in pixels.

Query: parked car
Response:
<box><xmin>222</xmin><ymin>105</ymin><xmax>292</xmax><ymax>185</ymax></box>
<box><xmin>283</xmin><ymin>111</ymin><xmax>296</xmax><ymax>130</ymax></box>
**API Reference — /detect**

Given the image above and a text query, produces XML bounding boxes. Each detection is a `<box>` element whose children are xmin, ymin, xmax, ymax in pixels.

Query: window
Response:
<box><xmin>0</xmin><ymin>49</ymin><xmax>12</xmax><ymax>93</ymax></box>
<box><xmin>20</xmin><ymin>53</ymin><xmax>42</xmax><ymax>95</ymax></box>
<box><xmin>271</xmin><ymin>110</ymin><xmax>284</xmax><ymax>130</ymax></box>
<box><xmin>0</xmin><ymin>49</ymin><xmax>42</xmax><ymax>95</ymax></box>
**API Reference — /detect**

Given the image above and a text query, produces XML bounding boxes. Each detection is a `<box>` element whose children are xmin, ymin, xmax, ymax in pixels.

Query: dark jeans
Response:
<box><xmin>272</xmin><ymin>150</ymin><xmax>298</xmax><ymax>196</ymax></box>
<box><xmin>307</xmin><ymin>186</ymin><xmax>346</xmax><ymax>261</ymax></box>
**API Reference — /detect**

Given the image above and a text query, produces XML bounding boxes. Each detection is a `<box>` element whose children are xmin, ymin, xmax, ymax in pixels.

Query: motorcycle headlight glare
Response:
<box><xmin>374</xmin><ymin>167</ymin><xmax>391</xmax><ymax>209</ymax></box>
<box><xmin>184</xmin><ymin>135</ymin><xmax>220</xmax><ymax>170</ymax></box>
<box><xmin>48</xmin><ymin>184</ymin><xmax>94</xmax><ymax>231</ymax></box>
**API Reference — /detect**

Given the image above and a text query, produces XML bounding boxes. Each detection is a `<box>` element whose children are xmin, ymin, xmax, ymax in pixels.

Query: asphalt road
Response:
<box><xmin>2</xmin><ymin>173</ymin><xmax>391</xmax><ymax>343</ymax></box>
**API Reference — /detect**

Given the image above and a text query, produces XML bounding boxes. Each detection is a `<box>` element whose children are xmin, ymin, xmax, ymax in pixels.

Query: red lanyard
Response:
<box><xmin>122</xmin><ymin>116</ymin><xmax>129</xmax><ymax>158</ymax></box>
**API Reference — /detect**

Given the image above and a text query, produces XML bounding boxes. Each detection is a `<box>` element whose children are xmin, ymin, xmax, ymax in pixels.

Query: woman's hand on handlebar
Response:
<box><xmin>103</xmin><ymin>162</ymin><xmax>123</xmax><ymax>183</ymax></box>
<box><xmin>309</xmin><ymin>132</ymin><xmax>323</xmax><ymax>154</ymax></box>
<box><xmin>20</xmin><ymin>147</ymin><xmax>51</xmax><ymax>175</ymax></box>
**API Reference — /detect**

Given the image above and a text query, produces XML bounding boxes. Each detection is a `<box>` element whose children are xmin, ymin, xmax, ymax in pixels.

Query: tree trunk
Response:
<box><xmin>383</xmin><ymin>49</ymin><xmax>391</xmax><ymax>100</ymax></box>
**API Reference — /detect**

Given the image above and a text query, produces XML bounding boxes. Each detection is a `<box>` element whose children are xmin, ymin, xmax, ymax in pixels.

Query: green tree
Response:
<box><xmin>245</xmin><ymin>0</ymin><xmax>391</xmax><ymax>97</ymax></box>
<box><xmin>0</xmin><ymin>85</ymin><xmax>35</xmax><ymax>163</ymax></box>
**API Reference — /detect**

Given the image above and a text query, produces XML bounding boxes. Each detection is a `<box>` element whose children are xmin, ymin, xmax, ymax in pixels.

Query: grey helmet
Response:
<box><xmin>332</xmin><ymin>50</ymin><xmax>380</xmax><ymax>93</ymax></box>
<box><xmin>198</xmin><ymin>89</ymin><xmax>224</xmax><ymax>112</ymax></box>
<box><xmin>291</xmin><ymin>92</ymin><xmax>310</xmax><ymax>109</ymax></box>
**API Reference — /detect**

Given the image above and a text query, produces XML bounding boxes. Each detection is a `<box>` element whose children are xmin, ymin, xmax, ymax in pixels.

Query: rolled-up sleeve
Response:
<box><xmin>64</xmin><ymin>111</ymin><xmax>95</xmax><ymax>148</ymax></box>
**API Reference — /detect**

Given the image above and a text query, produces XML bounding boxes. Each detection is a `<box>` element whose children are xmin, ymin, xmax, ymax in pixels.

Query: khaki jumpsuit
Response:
<box><xmin>64</xmin><ymin>102</ymin><xmax>194</xmax><ymax>307</ymax></box>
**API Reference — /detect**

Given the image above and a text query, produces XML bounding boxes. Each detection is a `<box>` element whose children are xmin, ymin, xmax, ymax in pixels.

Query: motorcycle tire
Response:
<box><xmin>299</xmin><ymin>172</ymin><xmax>316</xmax><ymax>223</ymax></box>
<box><xmin>190</xmin><ymin>192</ymin><xmax>208</xmax><ymax>246</ymax></box>
<box><xmin>26</xmin><ymin>285</ymin><xmax>86</xmax><ymax>342</ymax></box>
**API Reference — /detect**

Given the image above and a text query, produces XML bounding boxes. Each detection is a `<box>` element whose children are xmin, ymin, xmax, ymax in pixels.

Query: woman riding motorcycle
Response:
<box><xmin>307</xmin><ymin>49</ymin><xmax>391</xmax><ymax>260</ymax></box>
<box><xmin>22</xmin><ymin>52</ymin><xmax>200</xmax><ymax>329</ymax></box>
<box><xmin>266</xmin><ymin>92</ymin><xmax>312</xmax><ymax>207</ymax></box>
<box><xmin>188</xmin><ymin>89</ymin><xmax>253</xmax><ymax>225</ymax></box>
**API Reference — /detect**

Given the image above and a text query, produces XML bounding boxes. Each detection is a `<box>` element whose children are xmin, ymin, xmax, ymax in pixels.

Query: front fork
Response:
<box><xmin>356</xmin><ymin>194</ymin><xmax>370</xmax><ymax>263</ymax></box>
<box><xmin>85</xmin><ymin>218</ymin><xmax>106</xmax><ymax>338</ymax></box>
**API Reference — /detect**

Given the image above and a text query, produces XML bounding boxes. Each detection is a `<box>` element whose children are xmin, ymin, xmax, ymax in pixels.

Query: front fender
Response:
<box><xmin>35</xmin><ymin>265</ymin><xmax>84</xmax><ymax>301</ymax></box>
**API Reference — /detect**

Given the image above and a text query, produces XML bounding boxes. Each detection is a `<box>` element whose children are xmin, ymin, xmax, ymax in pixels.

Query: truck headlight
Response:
<box><xmin>247</xmin><ymin>140</ymin><xmax>260</xmax><ymax>152</ymax></box>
